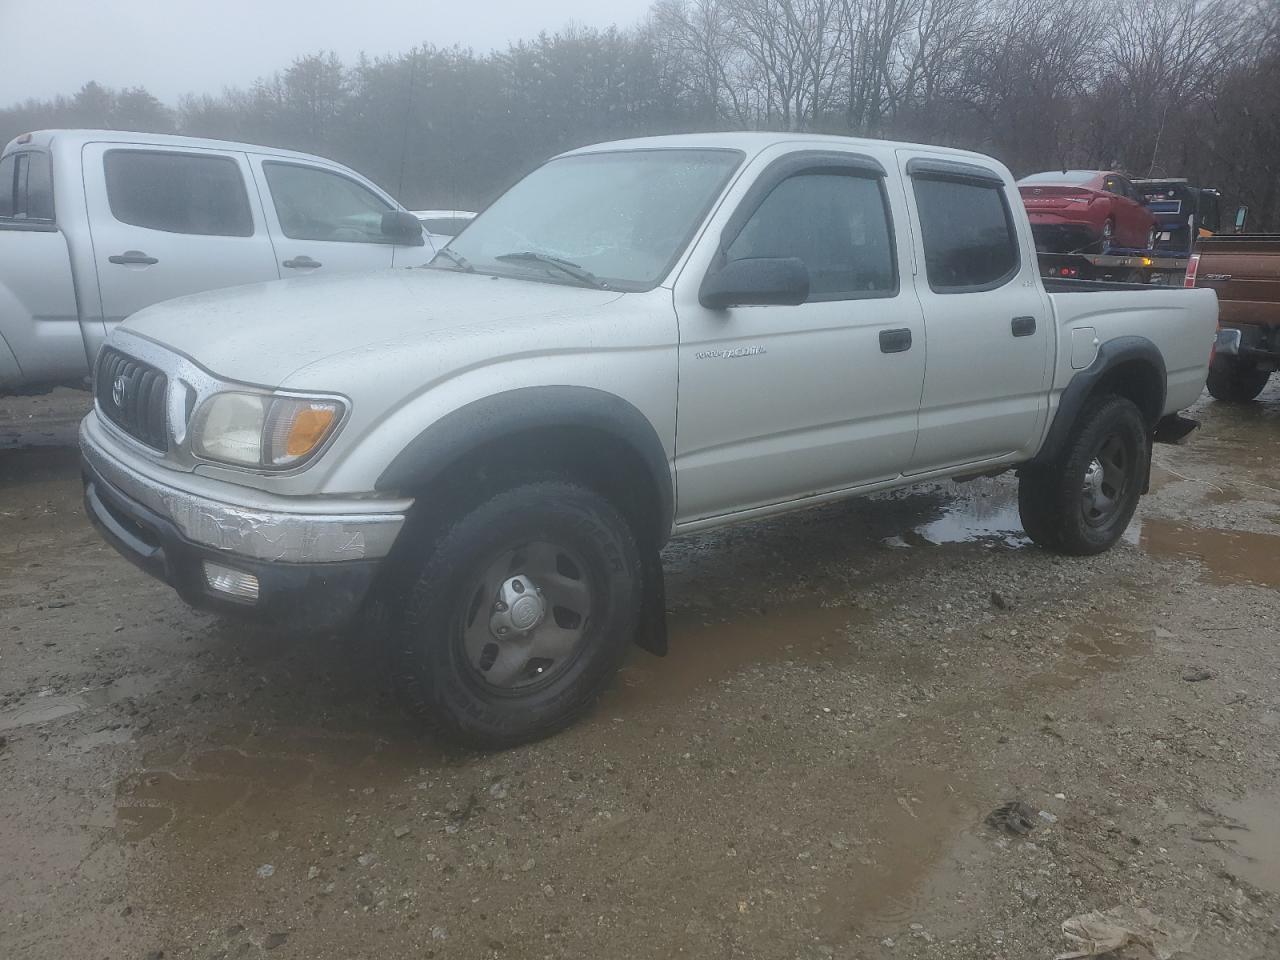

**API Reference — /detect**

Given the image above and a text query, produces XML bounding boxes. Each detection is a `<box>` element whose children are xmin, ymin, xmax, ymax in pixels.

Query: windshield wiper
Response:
<box><xmin>429</xmin><ymin>248</ymin><xmax>474</xmax><ymax>272</ymax></box>
<box><xmin>494</xmin><ymin>251</ymin><xmax>608</xmax><ymax>289</ymax></box>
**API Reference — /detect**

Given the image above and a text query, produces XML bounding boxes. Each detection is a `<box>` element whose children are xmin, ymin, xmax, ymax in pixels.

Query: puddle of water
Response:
<box><xmin>874</xmin><ymin>478</ymin><xmax>1030</xmax><ymax>548</ymax></box>
<box><xmin>0</xmin><ymin>675</ymin><xmax>160</xmax><ymax>733</ymax></box>
<box><xmin>817</xmin><ymin>780</ymin><xmax>982</xmax><ymax>940</ymax></box>
<box><xmin>120</xmin><ymin>771</ymin><xmax>250</xmax><ymax>817</ymax></box>
<box><xmin>189</xmin><ymin>748</ymin><xmax>313</xmax><ymax>788</ymax></box>
<box><xmin>913</xmin><ymin>493</ymin><xmax>1028</xmax><ymax>547</ymax></box>
<box><xmin>115</xmin><ymin>805</ymin><xmax>174</xmax><ymax>842</ymax></box>
<box><xmin>1137</xmin><ymin>518</ymin><xmax>1280</xmax><ymax>590</ymax></box>
<box><xmin>1217</xmin><ymin>793</ymin><xmax>1280</xmax><ymax>895</ymax></box>
<box><xmin>602</xmin><ymin>600</ymin><xmax>869</xmax><ymax>713</ymax></box>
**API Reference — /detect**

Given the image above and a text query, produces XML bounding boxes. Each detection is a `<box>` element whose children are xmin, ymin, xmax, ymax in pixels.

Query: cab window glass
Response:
<box><xmin>912</xmin><ymin>176</ymin><xmax>1018</xmax><ymax>292</ymax></box>
<box><xmin>263</xmin><ymin>162</ymin><xmax>394</xmax><ymax>243</ymax></box>
<box><xmin>726</xmin><ymin>171</ymin><xmax>896</xmax><ymax>300</ymax></box>
<box><xmin>105</xmin><ymin>150</ymin><xmax>252</xmax><ymax>236</ymax></box>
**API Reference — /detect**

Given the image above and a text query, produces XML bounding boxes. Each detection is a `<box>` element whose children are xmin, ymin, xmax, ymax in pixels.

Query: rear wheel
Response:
<box><xmin>393</xmin><ymin>480</ymin><xmax>640</xmax><ymax>748</ymax></box>
<box><xmin>1098</xmin><ymin>218</ymin><xmax>1116</xmax><ymax>253</ymax></box>
<box><xmin>1018</xmin><ymin>395</ymin><xmax>1148</xmax><ymax>555</ymax></box>
<box><xmin>1206</xmin><ymin>358</ymin><xmax>1271</xmax><ymax>403</ymax></box>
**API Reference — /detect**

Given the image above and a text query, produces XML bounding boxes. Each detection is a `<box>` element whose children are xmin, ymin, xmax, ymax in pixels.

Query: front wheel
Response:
<box><xmin>1206</xmin><ymin>358</ymin><xmax>1270</xmax><ymax>402</ymax></box>
<box><xmin>1018</xmin><ymin>395</ymin><xmax>1148</xmax><ymax>556</ymax></box>
<box><xmin>393</xmin><ymin>481</ymin><xmax>641</xmax><ymax>748</ymax></box>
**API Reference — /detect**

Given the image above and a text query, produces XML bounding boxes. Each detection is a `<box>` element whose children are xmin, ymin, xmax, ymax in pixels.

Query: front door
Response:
<box><xmin>249</xmin><ymin>158</ymin><xmax>420</xmax><ymax>277</ymax></box>
<box><xmin>898</xmin><ymin>152</ymin><xmax>1052</xmax><ymax>473</ymax></box>
<box><xmin>674</xmin><ymin>150</ymin><xmax>926</xmax><ymax>523</ymax></box>
<box><xmin>83</xmin><ymin>143</ymin><xmax>281</xmax><ymax>333</ymax></box>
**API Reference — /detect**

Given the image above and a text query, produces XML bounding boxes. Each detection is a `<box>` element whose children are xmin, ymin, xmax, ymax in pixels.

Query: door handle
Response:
<box><xmin>283</xmin><ymin>256</ymin><xmax>322</xmax><ymax>269</ymax></box>
<box><xmin>1011</xmin><ymin>316</ymin><xmax>1037</xmax><ymax>337</ymax></box>
<box><xmin>107</xmin><ymin>250</ymin><xmax>158</xmax><ymax>266</ymax></box>
<box><xmin>878</xmin><ymin>328</ymin><xmax>912</xmax><ymax>353</ymax></box>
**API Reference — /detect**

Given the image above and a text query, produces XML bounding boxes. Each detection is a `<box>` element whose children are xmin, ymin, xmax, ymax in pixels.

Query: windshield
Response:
<box><xmin>435</xmin><ymin>149</ymin><xmax>743</xmax><ymax>290</ymax></box>
<box><xmin>1018</xmin><ymin>170</ymin><xmax>1100</xmax><ymax>186</ymax></box>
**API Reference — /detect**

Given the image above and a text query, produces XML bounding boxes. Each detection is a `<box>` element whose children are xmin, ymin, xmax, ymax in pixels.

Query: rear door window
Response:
<box><xmin>0</xmin><ymin>152</ymin><xmax>55</xmax><ymax>222</ymax></box>
<box><xmin>104</xmin><ymin>150</ymin><xmax>253</xmax><ymax>236</ymax></box>
<box><xmin>0</xmin><ymin>154</ymin><xmax>15</xmax><ymax>218</ymax></box>
<box><xmin>23</xmin><ymin>152</ymin><xmax>54</xmax><ymax>220</ymax></box>
<box><xmin>912</xmin><ymin>175</ymin><xmax>1019</xmax><ymax>292</ymax></box>
<box><xmin>262</xmin><ymin>162</ymin><xmax>394</xmax><ymax>243</ymax></box>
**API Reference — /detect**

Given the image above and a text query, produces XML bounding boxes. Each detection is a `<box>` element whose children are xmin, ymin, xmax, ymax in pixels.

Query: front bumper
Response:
<box><xmin>80</xmin><ymin>418</ymin><xmax>406</xmax><ymax>630</ymax></box>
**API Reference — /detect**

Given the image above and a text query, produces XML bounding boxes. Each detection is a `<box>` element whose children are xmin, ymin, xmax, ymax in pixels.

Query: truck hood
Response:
<box><xmin>120</xmin><ymin>268</ymin><xmax>624</xmax><ymax>387</ymax></box>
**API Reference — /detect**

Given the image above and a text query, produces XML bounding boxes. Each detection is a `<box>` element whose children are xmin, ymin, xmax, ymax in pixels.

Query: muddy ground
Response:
<box><xmin>2</xmin><ymin>385</ymin><xmax>1279</xmax><ymax>960</ymax></box>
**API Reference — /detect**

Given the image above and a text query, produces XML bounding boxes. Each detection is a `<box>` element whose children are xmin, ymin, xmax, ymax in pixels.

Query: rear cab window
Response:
<box><xmin>0</xmin><ymin>150</ymin><xmax>55</xmax><ymax>226</ymax></box>
<box><xmin>104</xmin><ymin>149</ymin><xmax>253</xmax><ymax>236</ymax></box>
<box><xmin>909</xmin><ymin>160</ymin><xmax>1019</xmax><ymax>292</ymax></box>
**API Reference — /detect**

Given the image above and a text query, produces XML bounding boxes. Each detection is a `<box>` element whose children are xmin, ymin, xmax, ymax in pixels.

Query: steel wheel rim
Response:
<box><xmin>456</xmin><ymin>539</ymin><xmax>593</xmax><ymax>692</ymax></box>
<box><xmin>1081</xmin><ymin>432</ymin><xmax>1129</xmax><ymax>527</ymax></box>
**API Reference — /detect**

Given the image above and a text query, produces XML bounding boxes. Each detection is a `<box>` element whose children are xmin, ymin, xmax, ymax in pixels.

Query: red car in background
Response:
<box><xmin>1018</xmin><ymin>170</ymin><xmax>1159</xmax><ymax>253</ymax></box>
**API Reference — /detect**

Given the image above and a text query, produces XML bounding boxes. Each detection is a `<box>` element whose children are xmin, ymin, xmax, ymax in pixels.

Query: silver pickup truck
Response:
<box><xmin>80</xmin><ymin>132</ymin><xmax>1218</xmax><ymax>747</ymax></box>
<box><xmin>0</xmin><ymin>129</ymin><xmax>427</xmax><ymax>394</ymax></box>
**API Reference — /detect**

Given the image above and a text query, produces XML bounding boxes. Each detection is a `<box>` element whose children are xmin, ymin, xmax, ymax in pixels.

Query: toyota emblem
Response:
<box><xmin>112</xmin><ymin>375</ymin><xmax>127</xmax><ymax>408</ymax></box>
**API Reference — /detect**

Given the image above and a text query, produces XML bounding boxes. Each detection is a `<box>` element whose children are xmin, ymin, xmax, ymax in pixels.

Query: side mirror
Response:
<box><xmin>1234</xmin><ymin>205</ymin><xmax>1249</xmax><ymax>234</ymax></box>
<box><xmin>381</xmin><ymin>210</ymin><xmax>425</xmax><ymax>246</ymax></box>
<box><xmin>699</xmin><ymin>257</ymin><xmax>809</xmax><ymax>309</ymax></box>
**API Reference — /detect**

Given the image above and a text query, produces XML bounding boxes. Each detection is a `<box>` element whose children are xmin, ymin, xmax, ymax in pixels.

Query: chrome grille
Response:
<box><xmin>96</xmin><ymin>347</ymin><xmax>169</xmax><ymax>450</ymax></box>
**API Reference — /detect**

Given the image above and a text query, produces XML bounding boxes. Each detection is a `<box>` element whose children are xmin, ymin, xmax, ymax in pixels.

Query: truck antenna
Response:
<box><xmin>396</xmin><ymin>49</ymin><xmax>418</xmax><ymax>202</ymax></box>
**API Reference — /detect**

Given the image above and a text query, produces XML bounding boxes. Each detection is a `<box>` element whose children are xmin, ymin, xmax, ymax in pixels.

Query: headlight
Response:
<box><xmin>192</xmin><ymin>392</ymin><xmax>345</xmax><ymax>469</ymax></box>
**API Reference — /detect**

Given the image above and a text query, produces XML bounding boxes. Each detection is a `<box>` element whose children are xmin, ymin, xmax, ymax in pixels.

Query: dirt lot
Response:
<box><xmin>2</xmin><ymin>385</ymin><xmax>1279</xmax><ymax>960</ymax></box>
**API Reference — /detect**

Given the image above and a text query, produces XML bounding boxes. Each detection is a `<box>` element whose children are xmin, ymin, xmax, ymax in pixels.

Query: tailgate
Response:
<box><xmin>1195</xmin><ymin>236</ymin><xmax>1280</xmax><ymax>326</ymax></box>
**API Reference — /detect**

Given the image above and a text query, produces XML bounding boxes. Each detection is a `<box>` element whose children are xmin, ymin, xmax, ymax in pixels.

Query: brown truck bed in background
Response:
<box><xmin>1195</xmin><ymin>235</ymin><xmax>1280</xmax><ymax>328</ymax></box>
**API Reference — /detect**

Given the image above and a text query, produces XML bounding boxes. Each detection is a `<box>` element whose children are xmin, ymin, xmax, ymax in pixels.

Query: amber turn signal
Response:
<box><xmin>286</xmin><ymin>405</ymin><xmax>338</xmax><ymax>457</ymax></box>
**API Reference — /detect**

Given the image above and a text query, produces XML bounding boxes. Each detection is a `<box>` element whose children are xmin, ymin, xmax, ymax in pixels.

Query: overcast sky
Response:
<box><xmin>1</xmin><ymin>0</ymin><xmax>656</xmax><ymax>106</ymax></box>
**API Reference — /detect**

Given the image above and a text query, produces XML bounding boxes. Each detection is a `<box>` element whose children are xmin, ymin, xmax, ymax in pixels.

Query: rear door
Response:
<box><xmin>82</xmin><ymin>143</ymin><xmax>280</xmax><ymax>330</ymax></box>
<box><xmin>0</xmin><ymin>148</ymin><xmax>85</xmax><ymax>387</ymax></box>
<box><xmin>250</xmin><ymin>157</ymin><xmax>424</xmax><ymax>276</ymax></box>
<box><xmin>899</xmin><ymin>153</ymin><xmax>1052</xmax><ymax>472</ymax></box>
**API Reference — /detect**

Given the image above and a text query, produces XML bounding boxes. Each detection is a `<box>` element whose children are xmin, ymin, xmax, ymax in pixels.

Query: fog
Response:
<box><xmin>1</xmin><ymin>0</ymin><xmax>654</xmax><ymax>103</ymax></box>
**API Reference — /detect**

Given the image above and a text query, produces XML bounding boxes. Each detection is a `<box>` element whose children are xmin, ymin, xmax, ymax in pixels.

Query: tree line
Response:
<box><xmin>3</xmin><ymin>0</ymin><xmax>1278</xmax><ymax>228</ymax></box>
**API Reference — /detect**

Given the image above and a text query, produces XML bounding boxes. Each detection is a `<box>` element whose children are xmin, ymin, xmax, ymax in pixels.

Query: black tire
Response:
<box><xmin>1205</xmin><ymin>359</ymin><xmax>1270</xmax><ymax>403</ymax></box>
<box><xmin>393</xmin><ymin>480</ymin><xmax>640</xmax><ymax>748</ymax></box>
<box><xmin>1098</xmin><ymin>218</ymin><xmax>1116</xmax><ymax>253</ymax></box>
<box><xmin>1018</xmin><ymin>395</ymin><xmax>1148</xmax><ymax>556</ymax></box>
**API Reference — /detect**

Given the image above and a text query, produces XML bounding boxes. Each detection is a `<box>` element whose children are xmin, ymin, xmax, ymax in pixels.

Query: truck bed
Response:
<box><xmin>1193</xmin><ymin>234</ymin><xmax>1280</xmax><ymax>329</ymax></box>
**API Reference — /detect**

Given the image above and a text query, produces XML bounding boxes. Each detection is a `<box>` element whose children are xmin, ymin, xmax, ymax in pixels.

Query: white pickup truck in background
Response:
<box><xmin>80</xmin><ymin>133</ymin><xmax>1217</xmax><ymax>747</ymax></box>
<box><xmin>0</xmin><ymin>129</ymin><xmax>430</xmax><ymax>394</ymax></box>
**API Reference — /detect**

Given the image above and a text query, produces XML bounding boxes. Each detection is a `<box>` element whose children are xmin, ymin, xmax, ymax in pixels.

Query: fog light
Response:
<box><xmin>203</xmin><ymin>562</ymin><xmax>260</xmax><ymax>602</ymax></box>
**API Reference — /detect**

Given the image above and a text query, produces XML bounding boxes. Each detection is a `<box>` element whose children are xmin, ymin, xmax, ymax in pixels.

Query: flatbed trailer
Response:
<box><xmin>1038</xmin><ymin>249</ymin><xmax>1191</xmax><ymax>285</ymax></box>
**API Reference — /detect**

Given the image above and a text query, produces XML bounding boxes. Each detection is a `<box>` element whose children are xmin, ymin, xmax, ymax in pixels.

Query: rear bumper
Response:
<box><xmin>1216</xmin><ymin>321</ymin><xmax>1280</xmax><ymax>367</ymax></box>
<box><xmin>1029</xmin><ymin>218</ymin><xmax>1100</xmax><ymax>252</ymax></box>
